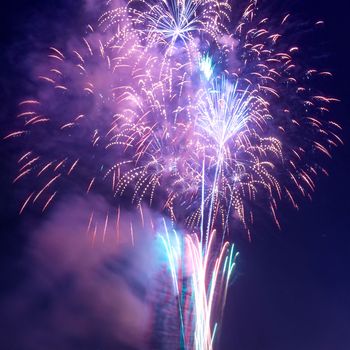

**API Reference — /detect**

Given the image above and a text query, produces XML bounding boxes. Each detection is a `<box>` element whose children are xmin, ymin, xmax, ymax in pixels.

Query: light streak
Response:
<box><xmin>158</xmin><ymin>220</ymin><xmax>238</xmax><ymax>350</ymax></box>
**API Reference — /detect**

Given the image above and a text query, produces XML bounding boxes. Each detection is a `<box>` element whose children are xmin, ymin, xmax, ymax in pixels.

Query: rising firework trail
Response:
<box><xmin>157</xmin><ymin>219</ymin><xmax>238</xmax><ymax>350</ymax></box>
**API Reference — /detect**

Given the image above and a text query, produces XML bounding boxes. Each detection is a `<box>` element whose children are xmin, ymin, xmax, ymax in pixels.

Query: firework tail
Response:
<box><xmin>158</xmin><ymin>218</ymin><xmax>238</xmax><ymax>350</ymax></box>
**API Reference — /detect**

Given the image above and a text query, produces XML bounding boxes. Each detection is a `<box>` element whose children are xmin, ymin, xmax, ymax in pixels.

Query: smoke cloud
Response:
<box><xmin>0</xmin><ymin>195</ymin><xmax>162</xmax><ymax>350</ymax></box>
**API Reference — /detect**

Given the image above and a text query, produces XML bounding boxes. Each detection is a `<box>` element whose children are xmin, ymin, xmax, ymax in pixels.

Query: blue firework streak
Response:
<box><xmin>156</xmin><ymin>219</ymin><xmax>238</xmax><ymax>350</ymax></box>
<box><xmin>199</xmin><ymin>54</ymin><xmax>215</xmax><ymax>81</ymax></box>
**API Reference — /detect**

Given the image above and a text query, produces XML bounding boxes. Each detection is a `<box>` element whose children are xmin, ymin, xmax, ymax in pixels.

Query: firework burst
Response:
<box><xmin>6</xmin><ymin>0</ymin><xmax>341</xmax><ymax>234</ymax></box>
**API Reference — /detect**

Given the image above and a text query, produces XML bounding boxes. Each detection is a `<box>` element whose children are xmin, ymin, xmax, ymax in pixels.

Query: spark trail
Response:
<box><xmin>158</xmin><ymin>219</ymin><xmax>238</xmax><ymax>350</ymax></box>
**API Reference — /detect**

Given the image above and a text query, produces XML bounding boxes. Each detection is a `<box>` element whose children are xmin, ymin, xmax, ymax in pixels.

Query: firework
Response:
<box><xmin>7</xmin><ymin>1</ymin><xmax>340</xmax><ymax>230</ymax></box>
<box><xmin>5</xmin><ymin>0</ymin><xmax>341</xmax><ymax>348</ymax></box>
<box><xmin>101</xmin><ymin>0</ymin><xmax>231</xmax><ymax>53</ymax></box>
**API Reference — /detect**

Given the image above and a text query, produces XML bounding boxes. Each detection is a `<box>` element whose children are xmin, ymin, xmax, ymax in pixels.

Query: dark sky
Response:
<box><xmin>1</xmin><ymin>1</ymin><xmax>350</xmax><ymax>350</ymax></box>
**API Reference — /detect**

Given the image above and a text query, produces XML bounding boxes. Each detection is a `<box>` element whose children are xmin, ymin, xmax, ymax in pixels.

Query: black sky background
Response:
<box><xmin>1</xmin><ymin>1</ymin><xmax>350</xmax><ymax>349</ymax></box>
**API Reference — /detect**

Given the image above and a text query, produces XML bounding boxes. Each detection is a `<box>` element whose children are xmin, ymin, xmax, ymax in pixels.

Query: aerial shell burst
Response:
<box><xmin>124</xmin><ymin>0</ymin><xmax>231</xmax><ymax>44</ymax></box>
<box><xmin>5</xmin><ymin>25</ymin><xmax>152</xmax><ymax>214</ymax></box>
<box><xmin>4</xmin><ymin>0</ymin><xmax>341</xmax><ymax>244</ymax></box>
<box><xmin>190</xmin><ymin>77</ymin><xmax>282</xmax><ymax>232</ymax></box>
<box><xmin>5</xmin><ymin>0</ymin><xmax>342</xmax><ymax>235</ymax></box>
<box><xmin>229</xmin><ymin>1</ymin><xmax>342</xmax><ymax>220</ymax></box>
<box><xmin>100</xmin><ymin>0</ymin><xmax>232</xmax><ymax>96</ymax></box>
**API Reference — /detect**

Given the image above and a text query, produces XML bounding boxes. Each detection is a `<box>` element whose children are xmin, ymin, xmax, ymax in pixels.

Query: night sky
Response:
<box><xmin>1</xmin><ymin>1</ymin><xmax>350</xmax><ymax>349</ymax></box>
